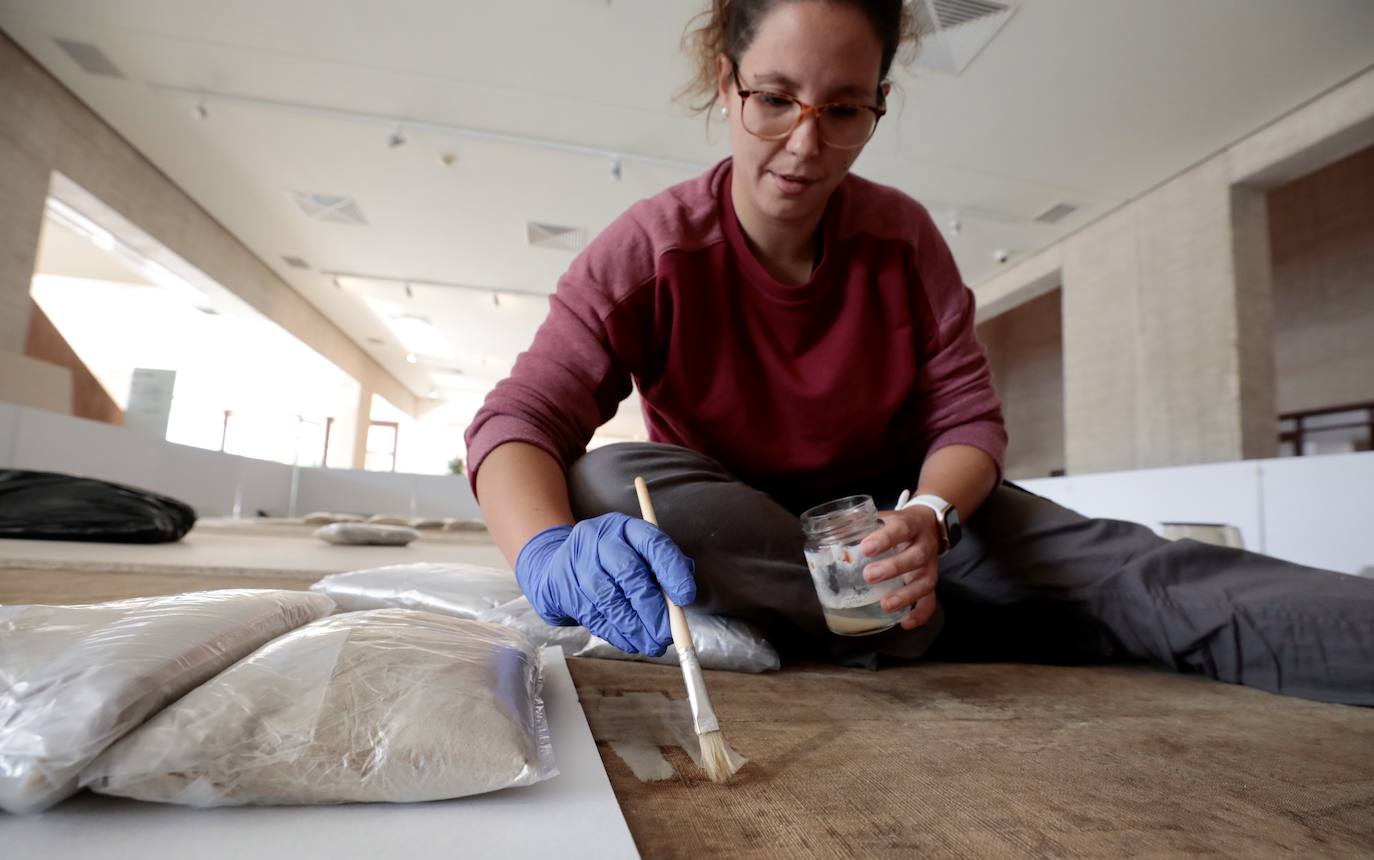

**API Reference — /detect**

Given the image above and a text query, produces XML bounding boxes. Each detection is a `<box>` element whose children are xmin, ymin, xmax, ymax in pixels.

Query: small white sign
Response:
<box><xmin>125</xmin><ymin>368</ymin><xmax>176</xmax><ymax>438</ymax></box>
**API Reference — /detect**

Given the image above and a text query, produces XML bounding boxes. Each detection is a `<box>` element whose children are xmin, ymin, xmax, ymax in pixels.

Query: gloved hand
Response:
<box><xmin>515</xmin><ymin>512</ymin><xmax>696</xmax><ymax>656</ymax></box>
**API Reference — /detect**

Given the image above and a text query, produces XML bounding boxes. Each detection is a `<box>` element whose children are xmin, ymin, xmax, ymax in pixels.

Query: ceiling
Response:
<box><xmin>3</xmin><ymin>0</ymin><xmax>1374</xmax><ymax>433</ymax></box>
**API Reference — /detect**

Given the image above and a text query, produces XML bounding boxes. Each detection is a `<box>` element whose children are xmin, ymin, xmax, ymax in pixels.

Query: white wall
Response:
<box><xmin>1020</xmin><ymin>452</ymin><xmax>1374</xmax><ymax>575</ymax></box>
<box><xmin>0</xmin><ymin>403</ymin><xmax>479</xmax><ymax>520</ymax></box>
<box><xmin>3</xmin><ymin>401</ymin><xmax>1368</xmax><ymax>572</ymax></box>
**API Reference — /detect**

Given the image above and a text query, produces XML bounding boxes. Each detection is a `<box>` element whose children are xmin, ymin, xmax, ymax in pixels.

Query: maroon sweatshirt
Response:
<box><xmin>465</xmin><ymin>159</ymin><xmax>1006</xmax><ymax>513</ymax></box>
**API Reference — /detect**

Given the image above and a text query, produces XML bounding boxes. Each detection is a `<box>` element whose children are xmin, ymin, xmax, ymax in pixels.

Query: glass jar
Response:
<box><xmin>800</xmin><ymin>494</ymin><xmax>906</xmax><ymax>636</ymax></box>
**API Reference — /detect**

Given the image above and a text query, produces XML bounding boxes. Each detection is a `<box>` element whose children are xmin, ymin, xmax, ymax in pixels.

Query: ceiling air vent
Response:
<box><xmin>526</xmin><ymin>221</ymin><xmax>587</xmax><ymax>253</ymax></box>
<box><xmin>1035</xmin><ymin>202</ymin><xmax>1079</xmax><ymax>224</ymax></box>
<box><xmin>54</xmin><ymin>39</ymin><xmax>125</xmax><ymax>78</ymax></box>
<box><xmin>281</xmin><ymin>255</ymin><xmax>311</xmax><ymax>269</ymax></box>
<box><xmin>912</xmin><ymin>0</ymin><xmax>1016</xmax><ymax>76</ymax></box>
<box><xmin>289</xmin><ymin>192</ymin><xmax>368</xmax><ymax>226</ymax></box>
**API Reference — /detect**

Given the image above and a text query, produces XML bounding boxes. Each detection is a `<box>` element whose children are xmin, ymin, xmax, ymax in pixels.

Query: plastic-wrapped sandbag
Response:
<box><xmin>365</xmin><ymin>514</ymin><xmax>412</xmax><ymax>526</ymax></box>
<box><xmin>311</xmin><ymin>563</ymin><xmax>524</xmax><ymax>618</ymax></box>
<box><xmin>304</xmin><ymin>512</ymin><xmax>365</xmax><ymax>525</ymax></box>
<box><xmin>82</xmin><ymin>610</ymin><xmax>557</xmax><ymax>806</ymax></box>
<box><xmin>0</xmin><ymin>469</ymin><xmax>196</xmax><ymax>543</ymax></box>
<box><xmin>309</xmin><ymin>563</ymin><xmax>779</xmax><ymax>672</ymax></box>
<box><xmin>314</xmin><ymin>522</ymin><xmax>419</xmax><ymax>546</ymax></box>
<box><xmin>442</xmin><ymin>518</ymin><xmax>489</xmax><ymax>532</ymax></box>
<box><xmin>0</xmin><ymin>589</ymin><xmax>334</xmax><ymax>814</ymax></box>
<box><xmin>479</xmin><ymin>597</ymin><xmax>780</xmax><ymax>674</ymax></box>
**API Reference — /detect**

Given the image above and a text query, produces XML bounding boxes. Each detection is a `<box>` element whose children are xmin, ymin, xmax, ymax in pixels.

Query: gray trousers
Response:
<box><xmin>569</xmin><ymin>442</ymin><xmax>1374</xmax><ymax>706</ymax></box>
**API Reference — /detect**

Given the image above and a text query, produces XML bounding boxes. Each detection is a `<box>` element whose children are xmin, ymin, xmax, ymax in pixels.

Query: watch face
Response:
<box><xmin>946</xmin><ymin>508</ymin><xmax>962</xmax><ymax>549</ymax></box>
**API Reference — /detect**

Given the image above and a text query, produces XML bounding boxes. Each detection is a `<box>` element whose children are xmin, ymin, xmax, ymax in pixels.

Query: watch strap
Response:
<box><xmin>897</xmin><ymin>492</ymin><xmax>955</xmax><ymax>554</ymax></box>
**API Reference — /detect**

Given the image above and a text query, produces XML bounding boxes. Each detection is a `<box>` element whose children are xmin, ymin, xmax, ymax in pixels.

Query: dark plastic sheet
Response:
<box><xmin>0</xmin><ymin>470</ymin><xmax>196</xmax><ymax>543</ymax></box>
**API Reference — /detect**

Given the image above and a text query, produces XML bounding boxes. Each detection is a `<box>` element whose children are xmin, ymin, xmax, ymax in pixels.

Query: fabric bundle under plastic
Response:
<box><xmin>479</xmin><ymin>596</ymin><xmax>780</xmax><ymax>673</ymax></box>
<box><xmin>311</xmin><ymin>563</ymin><xmax>523</xmax><ymax>618</ymax></box>
<box><xmin>313</xmin><ymin>522</ymin><xmax>419</xmax><ymax>546</ymax></box>
<box><xmin>311</xmin><ymin>563</ymin><xmax>779</xmax><ymax>673</ymax></box>
<box><xmin>82</xmin><ymin>609</ymin><xmax>556</xmax><ymax>807</ymax></box>
<box><xmin>0</xmin><ymin>589</ymin><xmax>334</xmax><ymax>814</ymax></box>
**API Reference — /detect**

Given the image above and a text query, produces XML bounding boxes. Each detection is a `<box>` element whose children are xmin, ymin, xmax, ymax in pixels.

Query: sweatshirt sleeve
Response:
<box><xmin>909</xmin><ymin>208</ymin><xmax>1008</xmax><ymax>477</ymax></box>
<box><xmin>463</xmin><ymin>242</ymin><xmax>645</xmax><ymax>500</ymax></box>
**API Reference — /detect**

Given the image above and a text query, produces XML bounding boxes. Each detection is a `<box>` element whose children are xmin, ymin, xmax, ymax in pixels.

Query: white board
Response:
<box><xmin>1018</xmin><ymin>459</ymin><xmax>1264</xmax><ymax>552</ymax></box>
<box><xmin>1259</xmin><ymin>452</ymin><xmax>1374</xmax><ymax>575</ymax></box>
<box><xmin>2</xmin><ymin>647</ymin><xmax>639</xmax><ymax>860</ymax></box>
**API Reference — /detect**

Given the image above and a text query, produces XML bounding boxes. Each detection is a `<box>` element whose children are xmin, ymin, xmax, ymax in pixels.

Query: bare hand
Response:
<box><xmin>858</xmin><ymin>507</ymin><xmax>940</xmax><ymax>630</ymax></box>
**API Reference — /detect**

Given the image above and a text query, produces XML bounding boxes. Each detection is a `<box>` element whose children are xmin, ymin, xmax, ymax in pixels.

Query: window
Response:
<box><xmin>1278</xmin><ymin>402</ymin><xmax>1374</xmax><ymax>457</ymax></box>
<box><xmin>365</xmin><ymin>421</ymin><xmax>399</xmax><ymax>472</ymax></box>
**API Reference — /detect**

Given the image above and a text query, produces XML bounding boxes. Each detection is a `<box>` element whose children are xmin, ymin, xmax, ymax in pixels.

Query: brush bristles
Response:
<box><xmin>697</xmin><ymin>729</ymin><xmax>742</xmax><ymax>783</ymax></box>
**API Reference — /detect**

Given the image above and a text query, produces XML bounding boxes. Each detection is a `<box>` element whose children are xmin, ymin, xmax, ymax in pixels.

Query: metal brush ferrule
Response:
<box><xmin>676</xmin><ymin>646</ymin><xmax>719</xmax><ymax>734</ymax></box>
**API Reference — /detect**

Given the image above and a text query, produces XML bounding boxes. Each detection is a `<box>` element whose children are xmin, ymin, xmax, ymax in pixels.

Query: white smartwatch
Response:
<box><xmin>896</xmin><ymin>491</ymin><xmax>962</xmax><ymax>555</ymax></box>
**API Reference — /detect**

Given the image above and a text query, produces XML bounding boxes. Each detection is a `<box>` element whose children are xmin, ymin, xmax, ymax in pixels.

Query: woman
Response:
<box><xmin>465</xmin><ymin>0</ymin><xmax>1372</xmax><ymax>704</ymax></box>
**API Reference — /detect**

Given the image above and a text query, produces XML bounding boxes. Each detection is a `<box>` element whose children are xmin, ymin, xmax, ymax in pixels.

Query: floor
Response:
<box><xmin>4</xmin><ymin>528</ymin><xmax>1373</xmax><ymax>858</ymax></box>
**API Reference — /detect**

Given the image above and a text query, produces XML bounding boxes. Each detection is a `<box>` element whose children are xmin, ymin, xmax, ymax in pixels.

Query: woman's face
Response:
<box><xmin>718</xmin><ymin>1</ymin><xmax>886</xmax><ymax>230</ymax></box>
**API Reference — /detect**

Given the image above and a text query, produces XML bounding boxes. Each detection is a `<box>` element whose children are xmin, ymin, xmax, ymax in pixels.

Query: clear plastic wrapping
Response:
<box><xmin>479</xmin><ymin>597</ymin><xmax>780</xmax><ymax>673</ymax></box>
<box><xmin>82</xmin><ymin>609</ymin><xmax>557</xmax><ymax>807</ymax></box>
<box><xmin>0</xmin><ymin>589</ymin><xmax>334</xmax><ymax>814</ymax></box>
<box><xmin>312</xmin><ymin>563</ymin><xmax>778</xmax><ymax>672</ymax></box>
<box><xmin>311</xmin><ymin>563</ymin><xmax>524</xmax><ymax>618</ymax></box>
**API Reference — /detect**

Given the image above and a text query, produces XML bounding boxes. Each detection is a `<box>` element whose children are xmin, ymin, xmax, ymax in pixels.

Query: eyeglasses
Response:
<box><xmin>732</xmin><ymin>66</ymin><xmax>887</xmax><ymax>150</ymax></box>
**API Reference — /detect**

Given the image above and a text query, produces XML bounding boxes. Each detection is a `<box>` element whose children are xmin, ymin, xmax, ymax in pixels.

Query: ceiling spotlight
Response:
<box><xmin>609</xmin><ymin>156</ymin><xmax>622</xmax><ymax>182</ymax></box>
<box><xmin>403</xmin><ymin>282</ymin><xmax>414</xmax><ymax>299</ymax></box>
<box><xmin>388</xmin><ymin>124</ymin><xmax>407</xmax><ymax>148</ymax></box>
<box><xmin>192</xmin><ymin>101</ymin><xmax>209</xmax><ymax>120</ymax></box>
<box><xmin>428</xmin><ymin>389</ymin><xmax>439</xmax><ymax>400</ymax></box>
<box><xmin>438</xmin><ymin>152</ymin><xmax>457</xmax><ymax>167</ymax></box>
<box><xmin>947</xmin><ymin>213</ymin><xmax>962</xmax><ymax>237</ymax></box>
<box><xmin>993</xmin><ymin>249</ymin><xmax>1009</xmax><ymax>264</ymax></box>
<box><xmin>406</xmin><ymin>353</ymin><xmax>417</xmax><ymax>364</ymax></box>
<box><xmin>491</xmin><ymin>292</ymin><xmax>501</xmax><ymax>308</ymax></box>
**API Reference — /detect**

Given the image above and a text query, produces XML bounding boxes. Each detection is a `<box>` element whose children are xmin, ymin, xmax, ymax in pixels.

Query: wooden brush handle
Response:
<box><xmin>634</xmin><ymin>476</ymin><xmax>695</xmax><ymax>653</ymax></box>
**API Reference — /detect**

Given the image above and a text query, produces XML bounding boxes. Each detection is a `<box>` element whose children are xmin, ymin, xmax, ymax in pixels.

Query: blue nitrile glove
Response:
<box><xmin>514</xmin><ymin>512</ymin><xmax>696</xmax><ymax>656</ymax></box>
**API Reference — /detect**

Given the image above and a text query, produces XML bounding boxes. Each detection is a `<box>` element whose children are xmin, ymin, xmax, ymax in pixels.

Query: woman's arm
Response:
<box><xmin>913</xmin><ymin>442</ymin><xmax>999</xmax><ymax>522</ymax></box>
<box><xmin>474</xmin><ymin>441</ymin><xmax>576</xmax><ymax>570</ymax></box>
<box><xmin>474</xmin><ymin>439</ymin><xmax>696</xmax><ymax>655</ymax></box>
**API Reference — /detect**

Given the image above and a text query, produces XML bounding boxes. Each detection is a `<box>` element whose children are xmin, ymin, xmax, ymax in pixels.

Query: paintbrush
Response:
<box><xmin>633</xmin><ymin>476</ymin><xmax>742</xmax><ymax>783</ymax></box>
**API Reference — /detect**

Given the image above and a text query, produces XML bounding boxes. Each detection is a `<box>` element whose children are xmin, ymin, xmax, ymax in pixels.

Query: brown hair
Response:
<box><xmin>677</xmin><ymin>0</ymin><xmax>920</xmax><ymax>115</ymax></box>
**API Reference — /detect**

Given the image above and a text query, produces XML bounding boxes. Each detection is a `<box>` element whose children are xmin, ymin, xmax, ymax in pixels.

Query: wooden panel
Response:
<box><xmin>567</xmin><ymin>657</ymin><xmax>1374</xmax><ymax>858</ymax></box>
<box><xmin>0</xmin><ymin>566</ymin><xmax>317</xmax><ymax>605</ymax></box>
<box><xmin>977</xmin><ymin>288</ymin><xmax>1065</xmax><ymax>479</ymax></box>
<box><xmin>1267</xmin><ymin>143</ymin><xmax>1374</xmax><ymax>415</ymax></box>
<box><xmin>23</xmin><ymin>299</ymin><xmax>123</xmax><ymax>424</ymax></box>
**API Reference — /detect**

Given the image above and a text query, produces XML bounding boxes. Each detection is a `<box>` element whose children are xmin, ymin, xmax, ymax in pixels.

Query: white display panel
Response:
<box><xmin>1259</xmin><ymin>452</ymin><xmax>1374</xmax><ymax>575</ymax></box>
<box><xmin>1019</xmin><ymin>460</ymin><xmax>1264</xmax><ymax>550</ymax></box>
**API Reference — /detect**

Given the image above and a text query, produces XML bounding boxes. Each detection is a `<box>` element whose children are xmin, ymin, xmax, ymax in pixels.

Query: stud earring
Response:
<box><xmin>720</xmin><ymin>104</ymin><xmax>728</xmax><ymax>119</ymax></box>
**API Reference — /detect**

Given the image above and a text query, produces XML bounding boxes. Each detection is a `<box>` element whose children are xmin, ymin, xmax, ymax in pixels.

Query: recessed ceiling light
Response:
<box><xmin>406</xmin><ymin>353</ymin><xmax>417</xmax><ymax>364</ymax></box>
